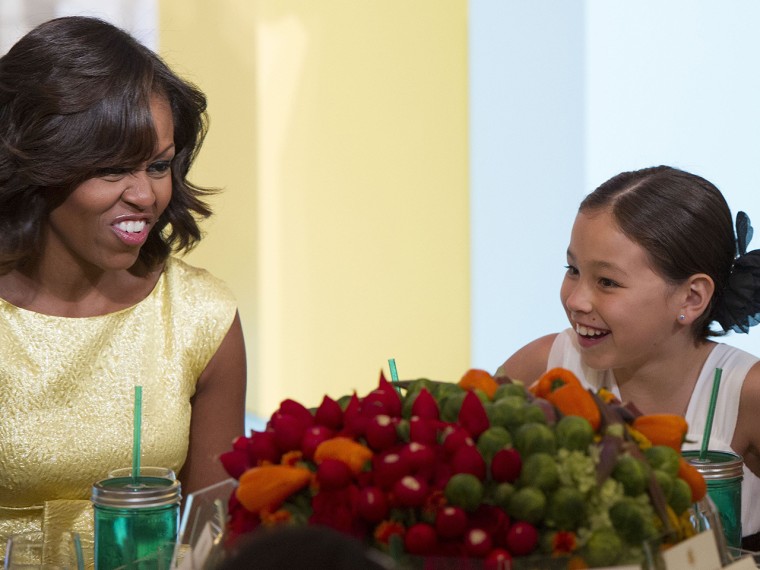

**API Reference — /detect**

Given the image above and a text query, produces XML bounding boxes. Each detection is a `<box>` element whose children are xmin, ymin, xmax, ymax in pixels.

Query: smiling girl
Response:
<box><xmin>497</xmin><ymin>166</ymin><xmax>760</xmax><ymax>548</ymax></box>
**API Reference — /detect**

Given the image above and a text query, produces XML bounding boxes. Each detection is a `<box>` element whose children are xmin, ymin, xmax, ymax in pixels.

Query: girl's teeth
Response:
<box><xmin>576</xmin><ymin>324</ymin><xmax>606</xmax><ymax>337</ymax></box>
<box><xmin>116</xmin><ymin>220</ymin><xmax>146</xmax><ymax>233</ymax></box>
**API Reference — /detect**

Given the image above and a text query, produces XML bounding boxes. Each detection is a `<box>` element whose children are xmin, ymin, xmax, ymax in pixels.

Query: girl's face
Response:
<box><xmin>560</xmin><ymin>208</ymin><xmax>684</xmax><ymax>371</ymax></box>
<box><xmin>44</xmin><ymin>95</ymin><xmax>174</xmax><ymax>273</ymax></box>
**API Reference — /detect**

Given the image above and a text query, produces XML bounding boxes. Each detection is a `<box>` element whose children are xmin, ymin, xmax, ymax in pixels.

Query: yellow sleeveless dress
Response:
<box><xmin>0</xmin><ymin>257</ymin><xmax>237</xmax><ymax>564</ymax></box>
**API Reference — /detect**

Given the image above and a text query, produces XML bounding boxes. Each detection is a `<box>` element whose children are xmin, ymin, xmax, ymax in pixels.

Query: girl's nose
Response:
<box><xmin>563</xmin><ymin>280</ymin><xmax>593</xmax><ymax>314</ymax></box>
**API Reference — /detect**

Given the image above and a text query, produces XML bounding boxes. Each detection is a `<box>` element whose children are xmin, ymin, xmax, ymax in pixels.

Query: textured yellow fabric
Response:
<box><xmin>0</xmin><ymin>257</ymin><xmax>237</xmax><ymax>564</ymax></box>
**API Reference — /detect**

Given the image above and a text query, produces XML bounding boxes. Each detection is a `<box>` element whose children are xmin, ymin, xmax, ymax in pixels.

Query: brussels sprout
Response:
<box><xmin>477</xmin><ymin>426</ymin><xmax>513</xmax><ymax>462</ymax></box>
<box><xmin>613</xmin><ymin>454</ymin><xmax>648</xmax><ymax>496</ymax></box>
<box><xmin>520</xmin><ymin>452</ymin><xmax>560</xmax><ymax>492</ymax></box>
<box><xmin>555</xmin><ymin>415</ymin><xmax>594</xmax><ymax>452</ymax></box>
<box><xmin>507</xmin><ymin>486</ymin><xmax>547</xmax><ymax>524</ymax></box>
<box><xmin>493</xmin><ymin>382</ymin><xmax>528</xmax><ymax>401</ymax></box>
<box><xmin>669</xmin><ymin>477</ymin><xmax>693</xmax><ymax>515</ymax></box>
<box><xmin>644</xmin><ymin>445</ymin><xmax>680</xmax><ymax>478</ymax></box>
<box><xmin>515</xmin><ymin>422</ymin><xmax>557</xmax><ymax>457</ymax></box>
<box><xmin>609</xmin><ymin>497</ymin><xmax>657</xmax><ymax>544</ymax></box>
<box><xmin>583</xmin><ymin>527</ymin><xmax>623</xmax><ymax>567</ymax></box>
<box><xmin>547</xmin><ymin>486</ymin><xmax>586</xmax><ymax>530</ymax></box>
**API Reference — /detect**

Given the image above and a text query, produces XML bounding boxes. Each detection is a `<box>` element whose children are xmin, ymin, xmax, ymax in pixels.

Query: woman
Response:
<box><xmin>497</xmin><ymin>166</ymin><xmax>760</xmax><ymax>548</ymax></box>
<box><xmin>0</xmin><ymin>16</ymin><xmax>246</xmax><ymax>559</ymax></box>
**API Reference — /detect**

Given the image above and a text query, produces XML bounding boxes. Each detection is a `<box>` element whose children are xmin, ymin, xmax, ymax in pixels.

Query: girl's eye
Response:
<box><xmin>599</xmin><ymin>277</ymin><xmax>619</xmax><ymax>288</ymax></box>
<box><xmin>564</xmin><ymin>265</ymin><xmax>579</xmax><ymax>277</ymax></box>
<box><xmin>146</xmin><ymin>160</ymin><xmax>172</xmax><ymax>177</ymax></box>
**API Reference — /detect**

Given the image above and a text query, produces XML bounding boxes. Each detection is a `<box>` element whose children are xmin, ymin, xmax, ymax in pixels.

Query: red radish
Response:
<box><xmin>316</xmin><ymin>458</ymin><xmax>353</xmax><ymax>490</ymax></box>
<box><xmin>485</xmin><ymin>548</ymin><xmax>513</xmax><ymax>570</ymax></box>
<box><xmin>365</xmin><ymin>415</ymin><xmax>398</xmax><ymax>451</ymax></box>
<box><xmin>270</xmin><ymin>413</ymin><xmax>306</xmax><ymax>452</ymax></box>
<box><xmin>451</xmin><ymin>444</ymin><xmax>487</xmax><ymax>480</ymax></box>
<box><xmin>404</xmin><ymin>523</ymin><xmax>438</xmax><ymax>555</ymax></box>
<box><xmin>411</xmin><ymin>388</ymin><xmax>440</xmax><ymax>420</ymax></box>
<box><xmin>373</xmin><ymin>451</ymin><xmax>411</xmax><ymax>489</ymax></box>
<box><xmin>464</xmin><ymin>528</ymin><xmax>493</xmax><ymax>557</ymax></box>
<box><xmin>409</xmin><ymin>416</ymin><xmax>438</xmax><ymax>445</ymax></box>
<box><xmin>393</xmin><ymin>475</ymin><xmax>429</xmax><ymax>507</ymax></box>
<box><xmin>491</xmin><ymin>448</ymin><xmax>522</xmax><ymax>483</ymax></box>
<box><xmin>247</xmin><ymin>431</ymin><xmax>280</xmax><ymax>465</ymax></box>
<box><xmin>301</xmin><ymin>425</ymin><xmax>334</xmax><ymax>460</ymax></box>
<box><xmin>357</xmin><ymin>486</ymin><xmax>389</xmax><ymax>523</ymax></box>
<box><xmin>442</xmin><ymin>426</ymin><xmax>473</xmax><ymax>455</ymax></box>
<box><xmin>401</xmin><ymin>442</ymin><xmax>436</xmax><ymax>473</ymax></box>
<box><xmin>505</xmin><ymin>522</ymin><xmax>538</xmax><ymax>556</ymax></box>
<box><xmin>314</xmin><ymin>395</ymin><xmax>343</xmax><ymax>430</ymax></box>
<box><xmin>435</xmin><ymin>505</ymin><xmax>468</xmax><ymax>539</ymax></box>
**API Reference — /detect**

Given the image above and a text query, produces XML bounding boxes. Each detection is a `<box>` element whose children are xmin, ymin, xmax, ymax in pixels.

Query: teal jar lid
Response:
<box><xmin>682</xmin><ymin>450</ymin><xmax>743</xmax><ymax>480</ymax></box>
<box><xmin>92</xmin><ymin>476</ymin><xmax>181</xmax><ymax>508</ymax></box>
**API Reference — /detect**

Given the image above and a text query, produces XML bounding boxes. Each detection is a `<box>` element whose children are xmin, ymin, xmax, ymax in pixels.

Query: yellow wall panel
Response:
<box><xmin>160</xmin><ymin>0</ymin><xmax>469</xmax><ymax>417</ymax></box>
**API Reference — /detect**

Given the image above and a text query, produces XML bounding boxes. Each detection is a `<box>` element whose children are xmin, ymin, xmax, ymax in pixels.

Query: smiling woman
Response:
<box><xmin>0</xmin><ymin>15</ymin><xmax>246</xmax><ymax>564</ymax></box>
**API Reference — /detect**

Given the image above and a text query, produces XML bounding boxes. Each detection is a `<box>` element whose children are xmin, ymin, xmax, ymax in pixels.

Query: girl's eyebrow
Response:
<box><xmin>567</xmin><ymin>249</ymin><xmax>630</xmax><ymax>276</ymax></box>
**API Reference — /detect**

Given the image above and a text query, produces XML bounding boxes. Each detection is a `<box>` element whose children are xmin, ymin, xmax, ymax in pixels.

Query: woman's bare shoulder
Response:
<box><xmin>494</xmin><ymin>333</ymin><xmax>558</xmax><ymax>385</ymax></box>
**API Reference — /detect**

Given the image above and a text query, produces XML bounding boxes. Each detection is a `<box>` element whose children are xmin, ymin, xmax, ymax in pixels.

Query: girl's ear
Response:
<box><xmin>678</xmin><ymin>273</ymin><xmax>715</xmax><ymax>324</ymax></box>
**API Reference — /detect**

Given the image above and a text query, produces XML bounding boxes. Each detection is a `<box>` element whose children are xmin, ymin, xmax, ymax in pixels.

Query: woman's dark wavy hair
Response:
<box><xmin>0</xmin><ymin>15</ymin><xmax>213</xmax><ymax>272</ymax></box>
<box><xmin>579</xmin><ymin>166</ymin><xmax>735</xmax><ymax>342</ymax></box>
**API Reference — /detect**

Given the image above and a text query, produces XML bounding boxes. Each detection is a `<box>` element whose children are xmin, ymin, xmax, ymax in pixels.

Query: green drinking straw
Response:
<box><xmin>699</xmin><ymin>368</ymin><xmax>722</xmax><ymax>461</ymax></box>
<box><xmin>388</xmin><ymin>358</ymin><xmax>401</xmax><ymax>394</ymax></box>
<box><xmin>132</xmin><ymin>385</ymin><xmax>143</xmax><ymax>484</ymax></box>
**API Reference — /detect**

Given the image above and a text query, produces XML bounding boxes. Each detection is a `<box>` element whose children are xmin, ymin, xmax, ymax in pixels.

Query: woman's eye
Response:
<box><xmin>147</xmin><ymin>160</ymin><xmax>172</xmax><ymax>177</ymax></box>
<box><xmin>96</xmin><ymin>167</ymin><xmax>130</xmax><ymax>180</ymax></box>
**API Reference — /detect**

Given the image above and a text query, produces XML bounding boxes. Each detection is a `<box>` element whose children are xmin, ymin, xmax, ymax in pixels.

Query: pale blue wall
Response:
<box><xmin>471</xmin><ymin>0</ymin><xmax>760</xmax><ymax>372</ymax></box>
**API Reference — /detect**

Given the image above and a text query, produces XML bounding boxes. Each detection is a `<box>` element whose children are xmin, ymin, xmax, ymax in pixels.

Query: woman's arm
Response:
<box><xmin>179</xmin><ymin>311</ymin><xmax>247</xmax><ymax>495</ymax></box>
<box><xmin>732</xmin><ymin>361</ymin><xmax>760</xmax><ymax>478</ymax></box>
<box><xmin>494</xmin><ymin>333</ymin><xmax>557</xmax><ymax>385</ymax></box>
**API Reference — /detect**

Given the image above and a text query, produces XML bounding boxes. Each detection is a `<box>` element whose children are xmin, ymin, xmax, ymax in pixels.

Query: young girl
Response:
<box><xmin>497</xmin><ymin>166</ymin><xmax>760</xmax><ymax>548</ymax></box>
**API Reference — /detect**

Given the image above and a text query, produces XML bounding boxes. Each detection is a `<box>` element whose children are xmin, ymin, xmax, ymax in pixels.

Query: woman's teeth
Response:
<box><xmin>576</xmin><ymin>324</ymin><xmax>607</xmax><ymax>337</ymax></box>
<box><xmin>115</xmin><ymin>220</ymin><xmax>146</xmax><ymax>233</ymax></box>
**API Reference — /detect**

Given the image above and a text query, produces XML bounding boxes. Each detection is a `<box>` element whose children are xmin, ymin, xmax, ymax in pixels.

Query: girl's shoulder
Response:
<box><xmin>495</xmin><ymin>333</ymin><xmax>558</xmax><ymax>384</ymax></box>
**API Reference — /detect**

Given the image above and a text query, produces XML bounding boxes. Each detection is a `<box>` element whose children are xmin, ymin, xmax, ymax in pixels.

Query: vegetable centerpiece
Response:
<box><xmin>220</xmin><ymin>368</ymin><xmax>705</xmax><ymax>568</ymax></box>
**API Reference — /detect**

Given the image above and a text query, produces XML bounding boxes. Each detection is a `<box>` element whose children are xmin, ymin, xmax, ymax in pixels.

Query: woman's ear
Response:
<box><xmin>678</xmin><ymin>273</ymin><xmax>715</xmax><ymax>324</ymax></box>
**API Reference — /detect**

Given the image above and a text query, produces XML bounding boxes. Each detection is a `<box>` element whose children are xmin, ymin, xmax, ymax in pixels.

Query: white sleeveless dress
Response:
<box><xmin>547</xmin><ymin>328</ymin><xmax>760</xmax><ymax>537</ymax></box>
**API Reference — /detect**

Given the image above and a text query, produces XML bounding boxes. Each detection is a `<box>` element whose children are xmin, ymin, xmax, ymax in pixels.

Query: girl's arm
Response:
<box><xmin>732</xmin><ymin>361</ymin><xmax>760</xmax><ymax>478</ymax></box>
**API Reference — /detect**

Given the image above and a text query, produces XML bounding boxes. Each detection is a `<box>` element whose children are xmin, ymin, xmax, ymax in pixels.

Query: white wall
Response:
<box><xmin>471</xmin><ymin>0</ymin><xmax>760</xmax><ymax>372</ymax></box>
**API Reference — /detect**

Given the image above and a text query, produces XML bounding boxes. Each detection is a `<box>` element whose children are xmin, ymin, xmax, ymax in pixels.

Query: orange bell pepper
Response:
<box><xmin>313</xmin><ymin>436</ymin><xmax>373</xmax><ymax>474</ymax></box>
<box><xmin>534</xmin><ymin>368</ymin><xmax>600</xmax><ymax>431</ymax></box>
<box><xmin>632</xmin><ymin>414</ymin><xmax>688</xmax><ymax>451</ymax></box>
<box><xmin>236</xmin><ymin>464</ymin><xmax>312</xmax><ymax>514</ymax></box>
<box><xmin>458</xmin><ymin>368</ymin><xmax>499</xmax><ymax>399</ymax></box>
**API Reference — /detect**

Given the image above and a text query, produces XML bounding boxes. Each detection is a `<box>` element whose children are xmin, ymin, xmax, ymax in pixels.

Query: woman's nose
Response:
<box><xmin>121</xmin><ymin>170</ymin><xmax>156</xmax><ymax>209</ymax></box>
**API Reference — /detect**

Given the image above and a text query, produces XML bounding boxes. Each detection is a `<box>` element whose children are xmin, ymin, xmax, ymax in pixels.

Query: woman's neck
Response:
<box><xmin>0</xmin><ymin>257</ymin><xmax>162</xmax><ymax>317</ymax></box>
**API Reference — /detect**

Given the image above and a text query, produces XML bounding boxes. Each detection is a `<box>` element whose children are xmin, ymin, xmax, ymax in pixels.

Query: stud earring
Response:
<box><xmin>679</xmin><ymin>314</ymin><xmax>686</xmax><ymax>321</ymax></box>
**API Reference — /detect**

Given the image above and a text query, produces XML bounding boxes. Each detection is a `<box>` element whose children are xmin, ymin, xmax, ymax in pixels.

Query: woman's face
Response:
<box><xmin>44</xmin><ymin>95</ymin><xmax>174</xmax><ymax>273</ymax></box>
<box><xmin>560</xmin><ymin>208</ymin><xmax>684</xmax><ymax>371</ymax></box>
